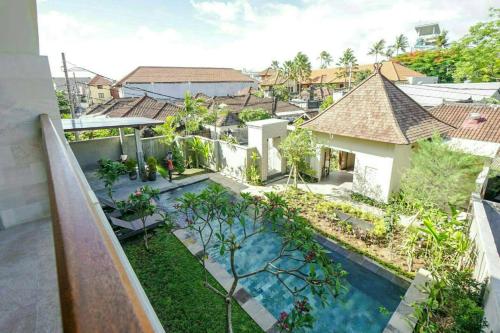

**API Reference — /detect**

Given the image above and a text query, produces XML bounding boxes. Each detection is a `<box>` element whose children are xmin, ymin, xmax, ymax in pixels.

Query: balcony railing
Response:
<box><xmin>40</xmin><ymin>114</ymin><xmax>163</xmax><ymax>332</ymax></box>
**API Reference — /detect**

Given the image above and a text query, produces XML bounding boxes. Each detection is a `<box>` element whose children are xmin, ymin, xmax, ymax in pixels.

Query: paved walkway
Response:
<box><xmin>0</xmin><ymin>219</ymin><xmax>61</xmax><ymax>333</ymax></box>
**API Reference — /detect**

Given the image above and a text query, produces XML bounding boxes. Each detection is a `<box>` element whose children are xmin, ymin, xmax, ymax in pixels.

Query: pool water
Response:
<box><xmin>158</xmin><ymin>180</ymin><xmax>406</xmax><ymax>333</ymax></box>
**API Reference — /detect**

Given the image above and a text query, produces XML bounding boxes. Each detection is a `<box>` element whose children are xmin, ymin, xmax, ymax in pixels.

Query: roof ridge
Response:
<box><xmin>378</xmin><ymin>74</ymin><xmax>411</xmax><ymax>144</ymax></box>
<box><xmin>122</xmin><ymin>95</ymin><xmax>148</xmax><ymax>117</ymax></box>
<box><xmin>302</xmin><ymin>71</ymin><xmax>378</xmax><ymax>126</ymax></box>
<box><xmin>382</xmin><ymin>74</ymin><xmax>457</xmax><ymax>131</ymax></box>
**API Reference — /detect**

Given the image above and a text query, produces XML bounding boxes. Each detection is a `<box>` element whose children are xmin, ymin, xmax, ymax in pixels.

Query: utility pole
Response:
<box><xmin>62</xmin><ymin>52</ymin><xmax>79</xmax><ymax>140</ymax></box>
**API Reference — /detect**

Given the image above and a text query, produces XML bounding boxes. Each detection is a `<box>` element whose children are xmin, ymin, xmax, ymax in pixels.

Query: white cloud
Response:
<box><xmin>38</xmin><ymin>0</ymin><xmax>496</xmax><ymax>80</ymax></box>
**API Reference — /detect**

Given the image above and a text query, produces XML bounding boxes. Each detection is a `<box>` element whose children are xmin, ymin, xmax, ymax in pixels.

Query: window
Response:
<box><xmin>97</xmin><ymin>85</ymin><xmax>103</xmax><ymax>89</ymax></box>
<box><xmin>98</xmin><ymin>93</ymin><xmax>105</xmax><ymax>99</ymax></box>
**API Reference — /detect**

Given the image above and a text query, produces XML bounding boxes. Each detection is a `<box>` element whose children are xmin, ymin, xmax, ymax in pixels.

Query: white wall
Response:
<box><xmin>218</xmin><ymin>141</ymin><xmax>252</xmax><ymax>181</ymax></box>
<box><xmin>313</xmin><ymin>133</ymin><xmax>405</xmax><ymax>202</ymax></box>
<box><xmin>0</xmin><ymin>0</ymin><xmax>62</xmax><ymax>229</ymax></box>
<box><xmin>121</xmin><ymin>81</ymin><xmax>258</xmax><ymax>99</ymax></box>
<box><xmin>445</xmin><ymin>137</ymin><xmax>500</xmax><ymax>158</ymax></box>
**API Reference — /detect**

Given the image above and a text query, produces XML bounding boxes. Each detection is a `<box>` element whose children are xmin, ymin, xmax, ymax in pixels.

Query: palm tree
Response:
<box><xmin>393</xmin><ymin>34</ymin><xmax>409</xmax><ymax>56</ymax></box>
<box><xmin>318</xmin><ymin>51</ymin><xmax>333</xmax><ymax>69</ymax></box>
<box><xmin>385</xmin><ymin>46</ymin><xmax>395</xmax><ymax>59</ymax></box>
<box><xmin>270</xmin><ymin>60</ymin><xmax>280</xmax><ymax>70</ymax></box>
<box><xmin>336</xmin><ymin>48</ymin><xmax>358</xmax><ymax>89</ymax></box>
<box><xmin>293</xmin><ymin>52</ymin><xmax>312</xmax><ymax>95</ymax></box>
<box><xmin>368</xmin><ymin>39</ymin><xmax>386</xmax><ymax>63</ymax></box>
<box><xmin>435</xmin><ymin>30</ymin><xmax>449</xmax><ymax>48</ymax></box>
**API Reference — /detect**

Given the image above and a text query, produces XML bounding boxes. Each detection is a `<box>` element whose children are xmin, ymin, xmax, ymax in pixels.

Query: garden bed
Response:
<box><xmin>123</xmin><ymin>227</ymin><xmax>263</xmax><ymax>333</ymax></box>
<box><xmin>282</xmin><ymin>189</ymin><xmax>424</xmax><ymax>279</ymax></box>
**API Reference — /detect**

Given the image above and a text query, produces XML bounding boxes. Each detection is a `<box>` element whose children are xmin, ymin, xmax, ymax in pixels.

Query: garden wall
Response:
<box><xmin>469</xmin><ymin>194</ymin><xmax>500</xmax><ymax>332</ymax></box>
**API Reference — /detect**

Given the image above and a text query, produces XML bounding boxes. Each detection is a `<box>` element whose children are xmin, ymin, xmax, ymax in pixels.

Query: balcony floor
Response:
<box><xmin>0</xmin><ymin>219</ymin><xmax>61</xmax><ymax>332</ymax></box>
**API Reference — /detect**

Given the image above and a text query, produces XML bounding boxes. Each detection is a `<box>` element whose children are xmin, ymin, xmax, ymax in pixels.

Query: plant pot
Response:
<box><xmin>148</xmin><ymin>172</ymin><xmax>157</xmax><ymax>181</ymax></box>
<box><xmin>129</xmin><ymin>171</ymin><xmax>137</xmax><ymax>180</ymax></box>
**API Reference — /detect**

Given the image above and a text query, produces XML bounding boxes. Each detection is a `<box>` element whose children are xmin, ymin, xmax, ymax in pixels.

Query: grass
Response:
<box><xmin>123</xmin><ymin>227</ymin><xmax>263</xmax><ymax>333</ymax></box>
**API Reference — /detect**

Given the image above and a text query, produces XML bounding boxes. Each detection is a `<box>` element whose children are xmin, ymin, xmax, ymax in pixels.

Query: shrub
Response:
<box><xmin>147</xmin><ymin>156</ymin><xmax>157</xmax><ymax>175</ymax></box>
<box><xmin>124</xmin><ymin>158</ymin><xmax>137</xmax><ymax>173</ymax></box>
<box><xmin>238</xmin><ymin>108</ymin><xmax>270</xmax><ymax>123</ymax></box>
<box><xmin>401</xmin><ymin>134</ymin><xmax>484</xmax><ymax>212</ymax></box>
<box><xmin>172</xmin><ymin>143</ymin><xmax>185</xmax><ymax>174</ymax></box>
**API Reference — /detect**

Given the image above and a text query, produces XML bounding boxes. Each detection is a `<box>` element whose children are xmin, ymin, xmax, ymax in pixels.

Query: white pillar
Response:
<box><xmin>134</xmin><ymin>128</ymin><xmax>145</xmax><ymax>180</ymax></box>
<box><xmin>119</xmin><ymin>128</ymin><xmax>126</xmax><ymax>156</ymax></box>
<box><xmin>0</xmin><ymin>0</ymin><xmax>39</xmax><ymax>55</ymax></box>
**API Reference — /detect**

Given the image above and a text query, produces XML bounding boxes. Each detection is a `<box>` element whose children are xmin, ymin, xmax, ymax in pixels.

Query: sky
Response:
<box><xmin>37</xmin><ymin>0</ymin><xmax>496</xmax><ymax>80</ymax></box>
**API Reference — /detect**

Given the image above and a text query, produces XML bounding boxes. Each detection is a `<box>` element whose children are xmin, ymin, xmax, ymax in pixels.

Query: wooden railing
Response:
<box><xmin>40</xmin><ymin>114</ymin><xmax>163</xmax><ymax>332</ymax></box>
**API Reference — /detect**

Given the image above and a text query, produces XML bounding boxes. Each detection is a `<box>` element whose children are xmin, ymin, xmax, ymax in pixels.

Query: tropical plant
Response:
<box><xmin>176</xmin><ymin>184</ymin><xmax>346</xmax><ymax>333</ymax></box>
<box><xmin>180</xmin><ymin>92</ymin><xmax>208</xmax><ymax>135</ymax></box>
<box><xmin>272</xmin><ymin>84</ymin><xmax>291</xmax><ymax>101</ymax></box>
<box><xmin>270</xmin><ymin>60</ymin><xmax>280</xmax><ymax>70</ymax></box>
<box><xmin>400</xmin><ymin>134</ymin><xmax>484</xmax><ymax>211</ymax></box>
<box><xmin>117</xmin><ymin>186</ymin><xmax>159</xmax><ymax>250</ymax></box>
<box><xmin>435</xmin><ymin>30</ymin><xmax>449</xmax><ymax>48</ymax></box>
<box><xmin>392</xmin><ymin>34</ymin><xmax>409</xmax><ymax>56</ymax></box>
<box><xmin>319</xmin><ymin>96</ymin><xmax>334</xmax><ymax>111</ymax></box>
<box><xmin>171</xmin><ymin>142</ymin><xmax>185</xmax><ymax>174</ymax></box>
<box><xmin>368</xmin><ymin>39</ymin><xmax>386</xmax><ymax>63</ymax></box>
<box><xmin>220</xmin><ymin>133</ymin><xmax>239</xmax><ymax>144</ymax></box>
<box><xmin>155</xmin><ymin>115</ymin><xmax>178</xmax><ymax>145</ymax></box>
<box><xmin>245</xmin><ymin>151</ymin><xmax>261</xmax><ymax>185</ymax></box>
<box><xmin>238</xmin><ymin>108</ymin><xmax>270</xmax><ymax>123</ymax></box>
<box><xmin>279</xmin><ymin>119</ymin><xmax>316</xmax><ymax>188</ymax></box>
<box><xmin>336</xmin><ymin>48</ymin><xmax>358</xmax><ymax>89</ymax></box>
<box><xmin>146</xmin><ymin>156</ymin><xmax>157</xmax><ymax>179</ymax></box>
<box><xmin>318</xmin><ymin>50</ymin><xmax>333</xmax><ymax>69</ymax></box>
<box><xmin>56</xmin><ymin>90</ymin><xmax>71</xmax><ymax>115</ymax></box>
<box><xmin>125</xmin><ymin>158</ymin><xmax>137</xmax><ymax>173</ymax></box>
<box><xmin>293</xmin><ymin>52</ymin><xmax>312</xmax><ymax>95</ymax></box>
<box><xmin>187</xmin><ymin>137</ymin><xmax>211</xmax><ymax>168</ymax></box>
<box><xmin>96</xmin><ymin>158</ymin><xmax>127</xmax><ymax>204</ymax></box>
<box><xmin>452</xmin><ymin>8</ymin><xmax>499</xmax><ymax>82</ymax></box>
<box><xmin>353</xmin><ymin>69</ymin><xmax>372</xmax><ymax>85</ymax></box>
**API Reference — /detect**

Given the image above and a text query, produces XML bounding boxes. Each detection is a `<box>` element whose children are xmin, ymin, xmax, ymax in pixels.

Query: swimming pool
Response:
<box><xmin>157</xmin><ymin>180</ymin><xmax>406</xmax><ymax>333</ymax></box>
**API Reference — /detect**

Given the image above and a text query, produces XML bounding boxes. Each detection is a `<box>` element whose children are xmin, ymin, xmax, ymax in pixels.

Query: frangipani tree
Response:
<box><xmin>96</xmin><ymin>158</ymin><xmax>127</xmax><ymax>205</ymax></box>
<box><xmin>176</xmin><ymin>184</ymin><xmax>346</xmax><ymax>333</ymax></box>
<box><xmin>279</xmin><ymin>119</ymin><xmax>316</xmax><ymax>188</ymax></box>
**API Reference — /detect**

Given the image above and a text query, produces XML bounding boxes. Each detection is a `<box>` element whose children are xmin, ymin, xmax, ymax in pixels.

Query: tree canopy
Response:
<box><xmin>238</xmin><ymin>108</ymin><xmax>271</xmax><ymax>123</ymax></box>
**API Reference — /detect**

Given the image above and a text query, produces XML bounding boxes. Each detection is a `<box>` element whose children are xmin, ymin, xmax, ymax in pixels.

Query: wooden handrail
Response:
<box><xmin>40</xmin><ymin>114</ymin><xmax>160</xmax><ymax>332</ymax></box>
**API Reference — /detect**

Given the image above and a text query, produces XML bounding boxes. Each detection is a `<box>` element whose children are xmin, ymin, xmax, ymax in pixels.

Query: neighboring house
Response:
<box><xmin>414</xmin><ymin>23</ymin><xmax>441</xmax><ymax>50</ymax></box>
<box><xmin>399</xmin><ymin>82</ymin><xmax>500</xmax><ymax>108</ymax></box>
<box><xmin>88</xmin><ymin>75</ymin><xmax>115</xmax><ymax>106</ymax></box>
<box><xmin>259</xmin><ymin>61</ymin><xmax>426</xmax><ymax>95</ymax></box>
<box><xmin>52</xmin><ymin>76</ymin><xmax>91</xmax><ymax>108</ymax></box>
<box><xmin>302</xmin><ymin>68</ymin><xmax>453</xmax><ymax>203</ymax></box>
<box><xmin>85</xmin><ymin>95</ymin><xmax>181</xmax><ymax>121</ymax></box>
<box><xmin>430</xmin><ymin>103</ymin><xmax>500</xmax><ymax>158</ymax></box>
<box><xmin>200</xmin><ymin>90</ymin><xmax>309</xmax><ymax>141</ymax></box>
<box><xmin>116</xmin><ymin>66</ymin><xmax>257</xmax><ymax>99</ymax></box>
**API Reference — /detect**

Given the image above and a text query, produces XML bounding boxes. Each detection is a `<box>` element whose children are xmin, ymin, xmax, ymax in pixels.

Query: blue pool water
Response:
<box><xmin>158</xmin><ymin>180</ymin><xmax>406</xmax><ymax>333</ymax></box>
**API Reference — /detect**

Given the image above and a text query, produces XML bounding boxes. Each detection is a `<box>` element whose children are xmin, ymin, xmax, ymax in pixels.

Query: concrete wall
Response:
<box><xmin>0</xmin><ymin>0</ymin><xmax>62</xmax><ymax>229</ymax></box>
<box><xmin>446</xmin><ymin>137</ymin><xmax>500</xmax><ymax>159</ymax></box>
<box><xmin>312</xmin><ymin>132</ymin><xmax>408</xmax><ymax>202</ymax></box>
<box><xmin>121</xmin><ymin>81</ymin><xmax>258</xmax><ymax>99</ymax></box>
<box><xmin>469</xmin><ymin>195</ymin><xmax>500</xmax><ymax>332</ymax></box>
<box><xmin>89</xmin><ymin>84</ymin><xmax>112</xmax><ymax>105</ymax></box>
<box><xmin>70</xmin><ymin>134</ymin><xmax>173</xmax><ymax>170</ymax></box>
<box><xmin>218</xmin><ymin>141</ymin><xmax>252</xmax><ymax>181</ymax></box>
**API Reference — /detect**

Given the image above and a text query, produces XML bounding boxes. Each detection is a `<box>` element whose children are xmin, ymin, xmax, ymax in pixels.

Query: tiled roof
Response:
<box><xmin>85</xmin><ymin>96</ymin><xmax>181</xmax><ymax>121</ymax></box>
<box><xmin>88</xmin><ymin>75</ymin><xmax>113</xmax><ymax>86</ymax></box>
<box><xmin>308</xmin><ymin>61</ymin><xmax>425</xmax><ymax>85</ymax></box>
<box><xmin>207</xmin><ymin>94</ymin><xmax>303</xmax><ymax>126</ymax></box>
<box><xmin>430</xmin><ymin>103</ymin><xmax>500</xmax><ymax>143</ymax></box>
<box><xmin>302</xmin><ymin>70</ymin><xmax>454</xmax><ymax>144</ymax></box>
<box><xmin>116</xmin><ymin>66</ymin><xmax>255</xmax><ymax>85</ymax></box>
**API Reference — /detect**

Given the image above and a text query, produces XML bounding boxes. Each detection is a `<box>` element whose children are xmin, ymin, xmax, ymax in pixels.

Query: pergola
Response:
<box><xmin>62</xmin><ymin>117</ymin><xmax>163</xmax><ymax>179</ymax></box>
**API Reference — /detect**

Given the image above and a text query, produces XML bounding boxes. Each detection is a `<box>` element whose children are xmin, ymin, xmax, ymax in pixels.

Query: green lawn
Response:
<box><xmin>123</xmin><ymin>227</ymin><xmax>263</xmax><ymax>333</ymax></box>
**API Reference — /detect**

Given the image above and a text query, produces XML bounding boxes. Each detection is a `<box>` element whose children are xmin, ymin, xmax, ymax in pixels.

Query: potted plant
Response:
<box><xmin>147</xmin><ymin>156</ymin><xmax>157</xmax><ymax>181</ymax></box>
<box><xmin>125</xmin><ymin>158</ymin><xmax>137</xmax><ymax>180</ymax></box>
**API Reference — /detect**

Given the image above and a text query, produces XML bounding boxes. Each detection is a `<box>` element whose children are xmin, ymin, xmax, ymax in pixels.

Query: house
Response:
<box><xmin>116</xmin><ymin>66</ymin><xmax>257</xmax><ymax>99</ymax></box>
<box><xmin>302</xmin><ymin>67</ymin><xmax>453</xmax><ymax>202</ymax></box>
<box><xmin>414</xmin><ymin>23</ymin><xmax>441</xmax><ymax>50</ymax></box>
<box><xmin>399</xmin><ymin>82</ymin><xmax>500</xmax><ymax>108</ymax></box>
<box><xmin>430</xmin><ymin>103</ymin><xmax>500</xmax><ymax>158</ymax></box>
<box><xmin>259</xmin><ymin>61</ymin><xmax>426</xmax><ymax>96</ymax></box>
<box><xmin>85</xmin><ymin>95</ymin><xmax>181</xmax><ymax>121</ymax></box>
<box><xmin>88</xmin><ymin>74</ymin><xmax>115</xmax><ymax>105</ymax></box>
<box><xmin>200</xmin><ymin>90</ymin><xmax>309</xmax><ymax>141</ymax></box>
<box><xmin>53</xmin><ymin>76</ymin><xmax>91</xmax><ymax>109</ymax></box>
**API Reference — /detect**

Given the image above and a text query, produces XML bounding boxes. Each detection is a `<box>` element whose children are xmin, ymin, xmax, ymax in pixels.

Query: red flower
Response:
<box><xmin>305</xmin><ymin>251</ymin><xmax>316</xmax><ymax>262</ymax></box>
<box><xmin>279</xmin><ymin>312</ymin><xmax>288</xmax><ymax>321</ymax></box>
<box><xmin>135</xmin><ymin>191</ymin><xmax>142</xmax><ymax>196</ymax></box>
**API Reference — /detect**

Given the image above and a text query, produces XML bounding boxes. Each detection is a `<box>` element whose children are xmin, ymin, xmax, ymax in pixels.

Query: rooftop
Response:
<box><xmin>430</xmin><ymin>103</ymin><xmax>500</xmax><ymax>144</ymax></box>
<box><xmin>116</xmin><ymin>66</ymin><xmax>256</xmax><ymax>85</ymax></box>
<box><xmin>302</xmin><ymin>69</ymin><xmax>454</xmax><ymax>144</ymax></box>
<box><xmin>88</xmin><ymin>74</ymin><xmax>113</xmax><ymax>86</ymax></box>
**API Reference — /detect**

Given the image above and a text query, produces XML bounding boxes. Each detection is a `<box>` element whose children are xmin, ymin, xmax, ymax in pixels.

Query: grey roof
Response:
<box><xmin>398</xmin><ymin>82</ymin><xmax>500</xmax><ymax>107</ymax></box>
<box><xmin>62</xmin><ymin>117</ymin><xmax>162</xmax><ymax>131</ymax></box>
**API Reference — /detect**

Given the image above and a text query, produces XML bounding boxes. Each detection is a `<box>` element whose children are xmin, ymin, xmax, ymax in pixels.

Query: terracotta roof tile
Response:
<box><xmin>430</xmin><ymin>103</ymin><xmax>500</xmax><ymax>143</ymax></box>
<box><xmin>302</xmin><ymin>70</ymin><xmax>454</xmax><ymax>144</ymax></box>
<box><xmin>117</xmin><ymin>66</ymin><xmax>255</xmax><ymax>85</ymax></box>
<box><xmin>88</xmin><ymin>75</ymin><xmax>113</xmax><ymax>86</ymax></box>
